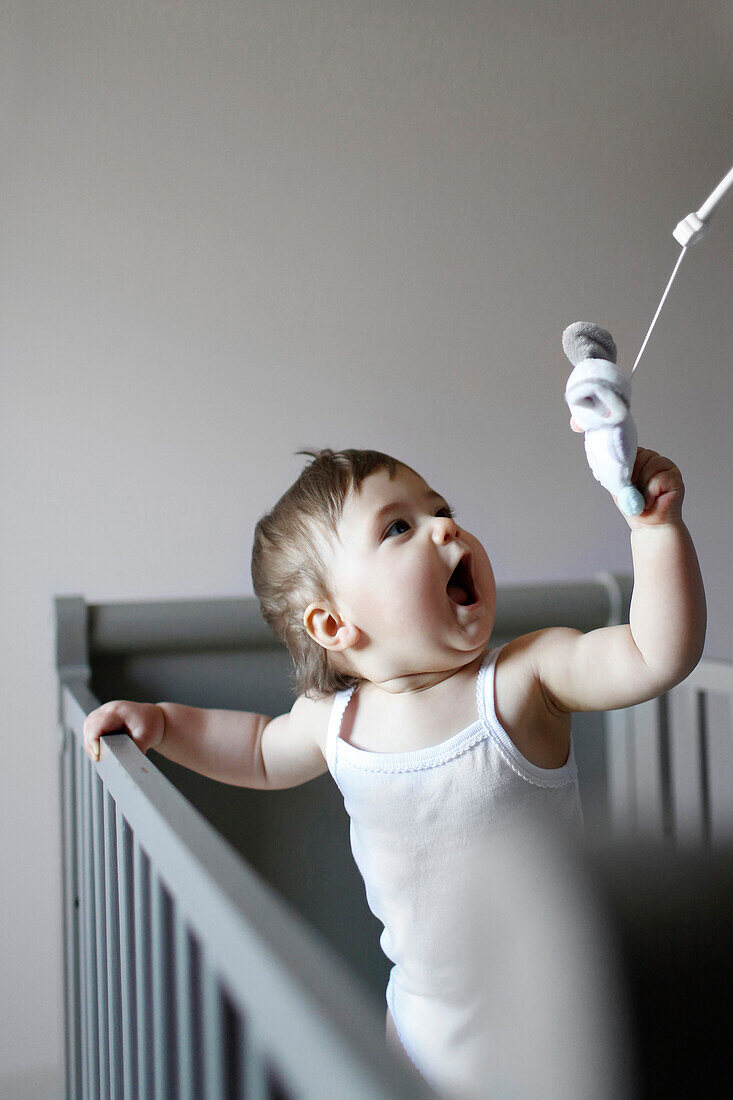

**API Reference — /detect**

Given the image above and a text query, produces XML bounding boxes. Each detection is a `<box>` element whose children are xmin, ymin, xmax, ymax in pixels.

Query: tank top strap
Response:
<box><xmin>477</xmin><ymin>644</ymin><xmax>505</xmax><ymax>729</ymax></box>
<box><xmin>325</xmin><ymin>684</ymin><xmax>357</xmax><ymax>775</ymax></box>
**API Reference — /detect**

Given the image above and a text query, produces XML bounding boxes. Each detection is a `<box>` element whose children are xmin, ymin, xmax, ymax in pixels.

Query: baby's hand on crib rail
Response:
<box><xmin>83</xmin><ymin>700</ymin><xmax>166</xmax><ymax>762</ymax></box>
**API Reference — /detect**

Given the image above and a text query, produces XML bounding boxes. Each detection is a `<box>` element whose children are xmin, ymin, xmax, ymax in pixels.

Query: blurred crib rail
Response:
<box><xmin>607</xmin><ymin>656</ymin><xmax>733</xmax><ymax>843</ymax></box>
<box><xmin>55</xmin><ymin>582</ymin><xmax>732</xmax><ymax>1099</ymax></box>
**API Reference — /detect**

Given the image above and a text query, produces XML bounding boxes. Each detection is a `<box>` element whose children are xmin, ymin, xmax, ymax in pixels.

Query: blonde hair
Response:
<box><xmin>251</xmin><ymin>448</ymin><xmax>400</xmax><ymax>697</ymax></box>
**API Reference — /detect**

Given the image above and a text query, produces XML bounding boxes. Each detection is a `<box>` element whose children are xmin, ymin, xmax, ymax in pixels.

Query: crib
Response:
<box><xmin>55</xmin><ymin>580</ymin><xmax>733</xmax><ymax>1098</ymax></box>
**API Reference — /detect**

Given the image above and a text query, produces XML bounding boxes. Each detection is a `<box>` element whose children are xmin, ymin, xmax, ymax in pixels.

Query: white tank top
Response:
<box><xmin>325</xmin><ymin>645</ymin><xmax>584</xmax><ymax>1092</ymax></box>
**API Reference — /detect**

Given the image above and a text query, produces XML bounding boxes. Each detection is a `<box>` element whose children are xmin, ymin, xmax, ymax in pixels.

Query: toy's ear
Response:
<box><xmin>562</xmin><ymin>322</ymin><xmax>617</xmax><ymax>366</ymax></box>
<box><xmin>567</xmin><ymin>383</ymin><xmax>628</xmax><ymax>429</ymax></box>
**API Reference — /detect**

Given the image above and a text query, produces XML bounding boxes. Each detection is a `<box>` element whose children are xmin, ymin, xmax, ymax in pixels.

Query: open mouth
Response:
<box><xmin>446</xmin><ymin>554</ymin><xmax>478</xmax><ymax>606</ymax></box>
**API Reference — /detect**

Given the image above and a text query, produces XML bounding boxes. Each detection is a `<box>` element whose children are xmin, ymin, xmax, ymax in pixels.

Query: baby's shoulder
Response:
<box><xmin>493</xmin><ymin>635</ymin><xmax>540</xmax><ymax>706</ymax></box>
<box><xmin>289</xmin><ymin>689</ymin><xmax>341</xmax><ymax>759</ymax></box>
<box><xmin>495</xmin><ymin>628</ymin><xmax>573</xmax><ymax>675</ymax></box>
<box><xmin>493</xmin><ymin>633</ymin><xmax>572</xmax><ymax>767</ymax></box>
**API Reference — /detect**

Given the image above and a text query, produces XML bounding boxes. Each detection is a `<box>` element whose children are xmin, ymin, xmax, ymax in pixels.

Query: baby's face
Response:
<box><xmin>327</xmin><ymin>465</ymin><xmax>495</xmax><ymax>679</ymax></box>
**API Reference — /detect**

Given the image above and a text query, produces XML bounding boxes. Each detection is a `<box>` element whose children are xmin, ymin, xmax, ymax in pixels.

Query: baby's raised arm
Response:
<box><xmin>529</xmin><ymin>448</ymin><xmax>706</xmax><ymax>713</ymax></box>
<box><xmin>83</xmin><ymin>692</ymin><xmax>330</xmax><ymax>790</ymax></box>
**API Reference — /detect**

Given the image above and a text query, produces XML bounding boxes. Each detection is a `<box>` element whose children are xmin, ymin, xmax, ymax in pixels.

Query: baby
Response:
<box><xmin>84</xmin><ymin>445</ymin><xmax>706</xmax><ymax>1095</ymax></box>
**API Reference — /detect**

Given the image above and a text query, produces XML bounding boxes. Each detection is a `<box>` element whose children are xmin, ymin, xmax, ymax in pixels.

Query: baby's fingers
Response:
<box><xmin>83</xmin><ymin>703</ymin><xmax>123</xmax><ymax>761</ymax></box>
<box><xmin>82</xmin><ymin>701</ymin><xmax>146</xmax><ymax>762</ymax></box>
<box><xmin>633</xmin><ymin>448</ymin><xmax>670</xmax><ymax>483</ymax></box>
<box><xmin>631</xmin><ymin>448</ymin><xmax>685</xmax><ymax>519</ymax></box>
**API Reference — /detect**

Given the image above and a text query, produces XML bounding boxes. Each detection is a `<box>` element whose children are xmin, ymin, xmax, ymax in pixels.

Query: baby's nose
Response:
<box><xmin>432</xmin><ymin>516</ymin><xmax>460</xmax><ymax>544</ymax></box>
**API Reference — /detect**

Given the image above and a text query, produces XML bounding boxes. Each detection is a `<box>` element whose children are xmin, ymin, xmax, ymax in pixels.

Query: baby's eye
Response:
<box><xmin>436</xmin><ymin>505</ymin><xmax>454</xmax><ymax>519</ymax></box>
<box><xmin>384</xmin><ymin>518</ymin><xmax>411</xmax><ymax>539</ymax></box>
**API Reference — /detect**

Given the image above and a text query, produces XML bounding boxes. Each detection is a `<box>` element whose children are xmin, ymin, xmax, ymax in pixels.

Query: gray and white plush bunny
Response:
<box><xmin>562</xmin><ymin>322</ymin><xmax>645</xmax><ymax>516</ymax></box>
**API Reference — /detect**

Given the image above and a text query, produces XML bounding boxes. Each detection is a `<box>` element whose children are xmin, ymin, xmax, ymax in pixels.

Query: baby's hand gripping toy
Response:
<box><xmin>561</xmin><ymin>159</ymin><xmax>733</xmax><ymax>516</ymax></box>
<box><xmin>562</xmin><ymin>322</ymin><xmax>644</xmax><ymax>516</ymax></box>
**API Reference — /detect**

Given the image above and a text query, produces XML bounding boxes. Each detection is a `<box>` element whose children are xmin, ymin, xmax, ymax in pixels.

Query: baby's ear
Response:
<box><xmin>303</xmin><ymin>604</ymin><xmax>359</xmax><ymax>653</ymax></box>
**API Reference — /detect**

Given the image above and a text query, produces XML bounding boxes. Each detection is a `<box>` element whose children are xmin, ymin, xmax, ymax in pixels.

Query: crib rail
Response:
<box><xmin>58</xmin><ymin>677</ymin><xmax>437</xmax><ymax>1099</ymax></box>
<box><xmin>608</xmin><ymin>658</ymin><xmax>733</xmax><ymax>844</ymax></box>
<box><xmin>80</xmin><ymin>577</ymin><xmax>632</xmax><ymax>657</ymax></box>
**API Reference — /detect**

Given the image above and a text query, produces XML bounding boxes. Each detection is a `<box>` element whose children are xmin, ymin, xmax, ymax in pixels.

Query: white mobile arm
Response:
<box><xmin>673</xmin><ymin>162</ymin><xmax>733</xmax><ymax>247</ymax></box>
<box><xmin>632</xmin><ymin>157</ymin><xmax>733</xmax><ymax>372</ymax></box>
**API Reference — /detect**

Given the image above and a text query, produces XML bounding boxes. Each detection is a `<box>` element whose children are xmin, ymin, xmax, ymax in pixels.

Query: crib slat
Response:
<box><xmin>92</xmin><ymin>767</ymin><xmax>111</xmax><ymax>1100</ymax></box>
<box><xmin>697</xmin><ymin>692</ymin><xmax>712</xmax><ymax>844</ymax></box>
<box><xmin>630</xmin><ymin>697</ymin><xmax>666</xmax><ymax>835</ymax></box>
<box><xmin>221</xmin><ymin>991</ymin><xmax>243</xmax><ymax>1099</ymax></box>
<box><xmin>605</xmin><ymin>708</ymin><xmax>637</xmax><ymax>833</ymax></box>
<box><xmin>134</xmin><ymin>841</ymin><xmax>154</xmax><ymax>1100</ymax></box>
<box><xmin>76</xmin><ymin>741</ymin><xmax>89</xmax><ymax>1100</ymax></box>
<box><xmin>103</xmin><ymin>790</ymin><xmax>123</xmax><ymax>1099</ymax></box>
<box><xmin>82</xmin><ymin>754</ymin><xmax>101</xmax><ymax>1098</ymax></box>
<box><xmin>202</xmin><ymin>960</ymin><xmax>225</xmax><ymax>1100</ymax></box>
<box><xmin>657</xmin><ymin>694</ymin><xmax>674</xmax><ymax>840</ymax></box>
<box><xmin>61</xmin><ymin>729</ymin><xmax>81</xmax><ymax>1100</ymax></box>
<box><xmin>151</xmin><ymin>872</ymin><xmax>176</xmax><ymax>1099</ymax></box>
<box><xmin>706</xmin><ymin>690</ymin><xmax>733</xmax><ymax>843</ymax></box>
<box><xmin>174</xmin><ymin>907</ymin><xmax>195</xmax><ymax>1100</ymax></box>
<box><xmin>669</xmin><ymin>685</ymin><xmax>706</xmax><ymax>844</ymax></box>
<box><xmin>150</xmin><ymin>873</ymin><xmax>165</xmax><ymax>1098</ymax></box>
<box><xmin>116</xmin><ymin>811</ymin><xmax>138</xmax><ymax>1100</ymax></box>
<box><xmin>242</xmin><ymin>1017</ymin><xmax>267</xmax><ymax>1100</ymax></box>
<box><xmin>190</xmin><ymin>929</ymin><xmax>205</xmax><ymax>1097</ymax></box>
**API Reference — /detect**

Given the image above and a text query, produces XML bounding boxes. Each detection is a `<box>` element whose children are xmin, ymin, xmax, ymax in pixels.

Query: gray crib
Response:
<box><xmin>55</xmin><ymin>580</ymin><xmax>733</xmax><ymax>1098</ymax></box>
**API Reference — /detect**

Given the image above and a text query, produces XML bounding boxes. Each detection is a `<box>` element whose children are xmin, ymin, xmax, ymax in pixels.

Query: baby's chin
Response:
<box><xmin>451</xmin><ymin>600</ymin><xmax>494</xmax><ymax>640</ymax></box>
<box><xmin>433</xmin><ymin>627</ymin><xmax>494</xmax><ymax>668</ymax></box>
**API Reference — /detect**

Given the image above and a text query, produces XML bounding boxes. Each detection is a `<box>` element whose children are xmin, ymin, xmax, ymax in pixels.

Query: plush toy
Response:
<box><xmin>562</xmin><ymin>321</ymin><xmax>645</xmax><ymax>516</ymax></box>
<box><xmin>560</xmin><ymin>165</ymin><xmax>733</xmax><ymax>515</ymax></box>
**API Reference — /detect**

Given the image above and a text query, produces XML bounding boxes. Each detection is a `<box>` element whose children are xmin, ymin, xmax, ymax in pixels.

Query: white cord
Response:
<box><xmin>631</xmin><ymin>246</ymin><xmax>688</xmax><ymax>373</ymax></box>
<box><xmin>631</xmin><ymin>162</ymin><xmax>733</xmax><ymax>373</ymax></box>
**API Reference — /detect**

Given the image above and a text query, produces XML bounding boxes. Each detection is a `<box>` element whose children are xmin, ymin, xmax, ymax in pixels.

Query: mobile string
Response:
<box><xmin>631</xmin><ymin>161</ymin><xmax>733</xmax><ymax>375</ymax></box>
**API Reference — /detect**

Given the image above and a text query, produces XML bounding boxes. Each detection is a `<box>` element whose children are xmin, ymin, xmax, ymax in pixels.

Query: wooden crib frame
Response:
<box><xmin>55</xmin><ymin>581</ymin><xmax>732</xmax><ymax>1098</ymax></box>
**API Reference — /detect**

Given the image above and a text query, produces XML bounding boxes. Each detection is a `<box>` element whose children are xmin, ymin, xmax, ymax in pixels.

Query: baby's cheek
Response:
<box><xmin>417</xmin><ymin>567</ymin><xmax>450</xmax><ymax>622</ymax></box>
<box><xmin>393</xmin><ymin>561</ymin><xmax>438</xmax><ymax>615</ymax></box>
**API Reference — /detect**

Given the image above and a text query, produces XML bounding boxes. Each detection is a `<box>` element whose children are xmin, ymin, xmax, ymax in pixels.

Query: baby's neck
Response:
<box><xmin>359</xmin><ymin>651</ymin><xmax>486</xmax><ymax>697</ymax></box>
<box><xmin>339</xmin><ymin>651</ymin><xmax>487</xmax><ymax>755</ymax></box>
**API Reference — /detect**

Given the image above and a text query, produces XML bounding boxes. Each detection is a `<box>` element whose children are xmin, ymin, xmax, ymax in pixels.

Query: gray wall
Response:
<box><xmin>3</xmin><ymin>2</ymin><xmax>731</xmax><ymax>1094</ymax></box>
